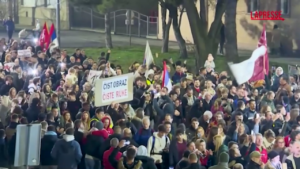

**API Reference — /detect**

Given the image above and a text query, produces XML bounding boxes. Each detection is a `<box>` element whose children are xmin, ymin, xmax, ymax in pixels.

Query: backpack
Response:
<box><xmin>150</xmin><ymin>135</ymin><xmax>168</xmax><ymax>155</ymax></box>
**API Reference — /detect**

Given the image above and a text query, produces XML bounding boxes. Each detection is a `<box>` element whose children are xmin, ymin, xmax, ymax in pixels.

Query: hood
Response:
<box><xmin>276</xmin><ymin>67</ymin><xmax>283</xmax><ymax>76</ymax></box>
<box><xmin>30</xmin><ymin>98</ymin><xmax>40</xmax><ymax>108</ymax></box>
<box><xmin>101</xmin><ymin>116</ymin><xmax>111</xmax><ymax>129</ymax></box>
<box><xmin>63</xmin><ymin>134</ymin><xmax>75</xmax><ymax>142</ymax></box>
<box><xmin>137</xmin><ymin>145</ymin><xmax>148</xmax><ymax>156</ymax></box>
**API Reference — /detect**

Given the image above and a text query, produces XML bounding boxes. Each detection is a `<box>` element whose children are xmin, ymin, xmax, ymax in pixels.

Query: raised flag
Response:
<box><xmin>49</xmin><ymin>23</ymin><xmax>59</xmax><ymax>47</ymax></box>
<box><xmin>258</xmin><ymin>24</ymin><xmax>269</xmax><ymax>75</ymax></box>
<box><xmin>38</xmin><ymin>22</ymin><xmax>50</xmax><ymax>51</ymax></box>
<box><xmin>228</xmin><ymin>46</ymin><xmax>267</xmax><ymax>85</ymax></box>
<box><xmin>162</xmin><ymin>61</ymin><xmax>172</xmax><ymax>92</ymax></box>
<box><xmin>143</xmin><ymin>41</ymin><xmax>154</xmax><ymax>66</ymax></box>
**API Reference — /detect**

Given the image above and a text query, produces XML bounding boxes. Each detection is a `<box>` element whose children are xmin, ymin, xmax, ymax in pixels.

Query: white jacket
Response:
<box><xmin>147</xmin><ymin>132</ymin><xmax>170</xmax><ymax>163</ymax></box>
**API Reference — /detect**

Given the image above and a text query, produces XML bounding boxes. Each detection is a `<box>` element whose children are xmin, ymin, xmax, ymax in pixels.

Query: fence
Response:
<box><xmin>69</xmin><ymin>7</ymin><xmax>158</xmax><ymax>37</ymax></box>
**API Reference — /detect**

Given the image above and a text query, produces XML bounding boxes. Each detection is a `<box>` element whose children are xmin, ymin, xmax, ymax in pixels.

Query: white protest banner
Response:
<box><xmin>18</xmin><ymin>49</ymin><xmax>31</xmax><ymax>57</ymax></box>
<box><xmin>87</xmin><ymin>70</ymin><xmax>103</xmax><ymax>86</ymax></box>
<box><xmin>95</xmin><ymin>73</ymin><xmax>134</xmax><ymax>107</ymax></box>
<box><xmin>4</xmin><ymin>62</ymin><xmax>15</xmax><ymax>72</ymax></box>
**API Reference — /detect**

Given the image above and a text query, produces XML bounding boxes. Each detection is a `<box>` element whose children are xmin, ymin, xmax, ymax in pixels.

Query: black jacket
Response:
<box><xmin>40</xmin><ymin>133</ymin><xmax>58</xmax><ymax>165</ymax></box>
<box><xmin>0</xmin><ymin>139</ymin><xmax>9</xmax><ymax>168</ymax></box>
<box><xmin>183</xmin><ymin>163</ymin><xmax>205</xmax><ymax>169</ymax></box>
<box><xmin>246</xmin><ymin>160</ymin><xmax>261</xmax><ymax>169</ymax></box>
<box><xmin>84</xmin><ymin>132</ymin><xmax>105</xmax><ymax>159</ymax></box>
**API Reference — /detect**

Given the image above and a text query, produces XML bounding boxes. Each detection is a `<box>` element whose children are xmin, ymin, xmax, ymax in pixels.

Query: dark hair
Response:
<box><xmin>47</xmin><ymin>125</ymin><xmax>56</xmax><ymax>132</ymax></box>
<box><xmin>20</xmin><ymin>117</ymin><xmax>28</xmax><ymax>124</ymax></box>
<box><xmin>65</xmin><ymin>128</ymin><xmax>74</xmax><ymax>135</ymax></box>
<box><xmin>290</xmin><ymin>131</ymin><xmax>300</xmax><ymax>141</ymax></box>
<box><xmin>38</xmin><ymin>113</ymin><xmax>46</xmax><ymax>121</ymax></box>
<box><xmin>158</xmin><ymin>124</ymin><xmax>166</xmax><ymax>133</ymax></box>
<box><xmin>237</xmin><ymin>100</ymin><xmax>244</xmax><ymax>108</ymax></box>
<box><xmin>11</xmin><ymin>114</ymin><xmax>19</xmax><ymax>121</ymax></box>
<box><xmin>175</xmin><ymin>129</ymin><xmax>184</xmax><ymax>136</ymax></box>
<box><xmin>126</xmin><ymin>147</ymin><xmax>136</xmax><ymax>160</ymax></box>
<box><xmin>95</xmin><ymin>107</ymin><xmax>105</xmax><ymax>114</ymax></box>
<box><xmin>228</xmin><ymin>141</ymin><xmax>237</xmax><ymax>149</ymax></box>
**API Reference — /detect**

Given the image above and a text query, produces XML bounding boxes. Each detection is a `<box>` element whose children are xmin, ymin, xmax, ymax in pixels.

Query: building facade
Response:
<box><xmin>18</xmin><ymin>0</ymin><xmax>70</xmax><ymax>29</ymax></box>
<box><xmin>158</xmin><ymin>0</ymin><xmax>299</xmax><ymax>51</ymax></box>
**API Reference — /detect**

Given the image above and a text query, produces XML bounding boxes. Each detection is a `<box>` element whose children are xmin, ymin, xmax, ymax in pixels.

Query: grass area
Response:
<box><xmin>66</xmin><ymin>46</ymin><xmax>289</xmax><ymax>73</ymax></box>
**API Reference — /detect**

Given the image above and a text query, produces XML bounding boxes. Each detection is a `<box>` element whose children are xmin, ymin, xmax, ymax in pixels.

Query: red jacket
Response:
<box><xmin>92</xmin><ymin>130</ymin><xmax>109</xmax><ymax>140</ymax></box>
<box><xmin>103</xmin><ymin>147</ymin><xmax>122</xmax><ymax>169</ymax></box>
<box><xmin>199</xmin><ymin>150</ymin><xmax>210</xmax><ymax>167</ymax></box>
<box><xmin>255</xmin><ymin>146</ymin><xmax>268</xmax><ymax>164</ymax></box>
<box><xmin>284</xmin><ymin>135</ymin><xmax>291</xmax><ymax>147</ymax></box>
<box><xmin>102</xmin><ymin>117</ymin><xmax>114</xmax><ymax>135</ymax></box>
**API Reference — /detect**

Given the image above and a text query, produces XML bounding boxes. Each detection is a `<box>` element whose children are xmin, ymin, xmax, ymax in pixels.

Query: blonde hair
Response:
<box><xmin>273</xmin><ymin>136</ymin><xmax>285</xmax><ymax>149</ymax></box>
<box><xmin>5</xmin><ymin>54</ymin><xmax>11</xmax><ymax>62</ymax></box>
<box><xmin>197</xmin><ymin>127</ymin><xmax>206</xmax><ymax>139</ymax></box>
<box><xmin>68</xmin><ymin>68</ymin><xmax>75</xmax><ymax>74</ymax></box>
<box><xmin>213</xmin><ymin>135</ymin><xmax>223</xmax><ymax>152</ymax></box>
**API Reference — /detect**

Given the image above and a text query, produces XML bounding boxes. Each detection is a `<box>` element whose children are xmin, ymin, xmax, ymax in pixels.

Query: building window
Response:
<box><xmin>280</xmin><ymin>0</ymin><xmax>289</xmax><ymax>14</ymax></box>
<box><xmin>46</xmin><ymin>0</ymin><xmax>56</xmax><ymax>8</ymax></box>
<box><xmin>247</xmin><ymin>0</ymin><xmax>259</xmax><ymax>13</ymax></box>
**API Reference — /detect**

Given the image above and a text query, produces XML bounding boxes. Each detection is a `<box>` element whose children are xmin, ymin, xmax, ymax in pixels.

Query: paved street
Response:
<box><xmin>0</xmin><ymin>28</ymin><xmax>300</xmax><ymax>65</ymax></box>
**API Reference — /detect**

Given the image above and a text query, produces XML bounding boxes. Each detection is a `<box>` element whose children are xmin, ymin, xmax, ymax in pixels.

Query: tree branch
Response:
<box><xmin>178</xmin><ymin>6</ymin><xmax>184</xmax><ymax>28</ymax></box>
<box><xmin>207</xmin><ymin>0</ymin><xmax>227</xmax><ymax>39</ymax></box>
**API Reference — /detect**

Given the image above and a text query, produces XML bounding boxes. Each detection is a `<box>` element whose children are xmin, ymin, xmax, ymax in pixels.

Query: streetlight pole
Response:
<box><xmin>56</xmin><ymin>0</ymin><xmax>61</xmax><ymax>46</ymax></box>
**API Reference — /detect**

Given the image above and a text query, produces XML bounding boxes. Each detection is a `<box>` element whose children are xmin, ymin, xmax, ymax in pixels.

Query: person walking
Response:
<box><xmin>3</xmin><ymin>16</ymin><xmax>15</xmax><ymax>42</ymax></box>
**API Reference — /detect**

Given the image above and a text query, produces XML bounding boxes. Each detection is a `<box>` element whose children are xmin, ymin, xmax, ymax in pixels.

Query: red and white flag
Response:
<box><xmin>249</xmin><ymin>24</ymin><xmax>269</xmax><ymax>82</ymax></box>
<box><xmin>228</xmin><ymin>46</ymin><xmax>267</xmax><ymax>85</ymax></box>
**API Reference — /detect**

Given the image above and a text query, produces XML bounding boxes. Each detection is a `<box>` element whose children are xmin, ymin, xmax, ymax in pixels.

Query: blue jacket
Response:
<box><xmin>171</xmin><ymin>72</ymin><xmax>186</xmax><ymax>84</ymax></box>
<box><xmin>51</xmin><ymin>135</ymin><xmax>82</xmax><ymax>169</ymax></box>
<box><xmin>134</xmin><ymin>128</ymin><xmax>153</xmax><ymax>147</ymax></box>
<box><xmin>3</xmin><ymin>20</ymin><xmax>14</xmax><ymax>31</ymax></box>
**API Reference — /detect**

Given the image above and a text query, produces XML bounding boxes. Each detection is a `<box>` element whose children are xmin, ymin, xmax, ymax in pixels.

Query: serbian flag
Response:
<box><xmin>38</xmin><ymin>22</ymin><xmax>50</xmax><ymax>51</ymax></box>
<box><xmin>49</xmin><ymin>23</ymin><xmax>59</xmax><ymax>47</ymax></box>
<box><xmin>228</xmin><ymin>46</ymin><xmax>267</xmax><ymax>85</ymax></box>
<box><xmin>143</xmin><ymin>41</ymin><xmax>154</xmax><ymax>66</ymax></box>
<box><xmin>258</xmin><ymin>24</ymin><xmax>269</xmax><ymax>75</ymax></box>
<box><xmin>162</xmin><ymin>61</ymin><xmax>172</xmax><ymax>92</ymax></box>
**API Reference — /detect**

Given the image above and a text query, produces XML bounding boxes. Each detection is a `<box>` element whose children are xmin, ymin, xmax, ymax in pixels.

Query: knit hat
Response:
<box><xmin>94</xmin><ymin>121</ymin><xmax>104</xmax><ymax>130</ymax></box>
<box><xmin>219</xmin><ymin>152</ymin><xmax>229</xmax><ymax>163</ymax></box>
<box><xmin>250</xmin><ymin>151</ymin><xmax>261</xmax><ymax>159</ymax></box>
<box><xmin>268</xmin><ymin>150</ymin><xmax>279</xmax><ymax>160</ymax></box>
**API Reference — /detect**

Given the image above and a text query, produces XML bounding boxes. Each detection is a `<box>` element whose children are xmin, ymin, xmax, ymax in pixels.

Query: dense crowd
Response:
<box><xmin>0</xmin><ymin>30</ymin><xmax>300</xmax><ymax>169</ymax></box>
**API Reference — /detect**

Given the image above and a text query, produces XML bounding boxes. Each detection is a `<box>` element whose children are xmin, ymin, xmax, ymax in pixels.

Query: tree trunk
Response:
<box><xmin>162</xmin><ymin>17</ymin><xmax>172</xmax><ymax>53</ymax></box>
<box><xmin>161</xmin><ymin>3</ymin><xmax>171</xmax><ymax>53</ymax></box>
<box><xmin>224</xmin><ymin>0</ymin><xmax>238</xmax><ymax>62</ymax></box>
<box><xmin>172</xmin><ymin>17</ymin><xmax>188</xmax><ymax>58</ymax></box>
<box><xmin>170</xmin><ymin>5</ymin><xmax>188</xmax><ymax>58</ymax></box>
<box><xmin>183</xmin><ymin>0</ymin><xmax>208</xmax><ymax>69</ymax></box>
<box><xmin>183</xmin><ymin>0</ymin><xmax>227</xmax><ymax>70</ymax></box>
<box><xmin>105</xmin><ymin>11</ymin><xmax>113</xmax><ymax>49</ymax></box>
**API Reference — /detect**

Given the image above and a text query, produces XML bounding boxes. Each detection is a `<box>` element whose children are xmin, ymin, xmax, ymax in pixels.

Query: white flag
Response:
<box><xmin>143</xmin><ymin>41</ymin><xmax>154</xmax><ymax>67</ymax></box>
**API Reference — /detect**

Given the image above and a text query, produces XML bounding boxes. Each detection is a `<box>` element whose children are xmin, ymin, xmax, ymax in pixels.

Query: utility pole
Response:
<box><xmin>56</xmin><ymin>0</ymin><xmax>61</xmax><ymax>46</ymax></box>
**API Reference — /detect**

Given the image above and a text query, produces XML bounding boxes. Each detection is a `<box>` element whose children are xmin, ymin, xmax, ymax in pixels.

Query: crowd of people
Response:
<box><xmin>0</xmin><ymin>33</ymin><xmax>299</xmax><ymax>169</ymax></box>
